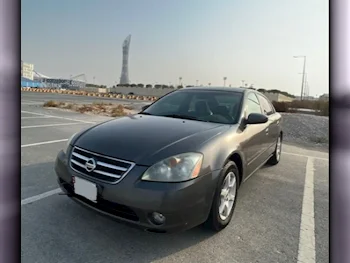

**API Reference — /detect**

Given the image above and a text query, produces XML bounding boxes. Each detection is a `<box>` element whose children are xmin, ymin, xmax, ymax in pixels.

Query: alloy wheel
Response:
<box><xmin>276</xmin><ymin>137</ymin><xmax>282</xmax><ymax>161</ymax></box>
<box><xmin>219</xmin><ymin>172</ymin><xmax>237</xmax><ymax>221</ymax></box>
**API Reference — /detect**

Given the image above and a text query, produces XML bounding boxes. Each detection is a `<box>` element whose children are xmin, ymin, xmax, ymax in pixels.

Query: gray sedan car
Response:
<box><xmin>54</xmin><ymin>87</ymin><xmax>283</xmax><ymax>233</ymax></box>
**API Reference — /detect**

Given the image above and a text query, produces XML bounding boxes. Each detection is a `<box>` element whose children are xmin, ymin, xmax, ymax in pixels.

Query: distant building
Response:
<box><xmin>33</xmin><ymin>71</ymin><xmax>51</xmax><ymax>81</ymax></box>
<box><xmin>119</xmin><ymin>35</ymin><xmax>131</xmax><ymax>85</ymax></box>
<box><xmin>41</xmin><ymin>78</ymin><xmax>85</xmax><ymax>90</ymax></box>
<box><xmin>34</xmin><ymin>71</ymin><xmax>86</xmax><ymax>90</ymax></box>
<box><xmin>261</xmin><ymin>92</ymin><xmax>294</xmax><ymax>102</ymax></box>
<box><xmin>21</xmin><ymin>61</ymin><xmax>34</xmax><ymax>80</ymax></box>
<box><xmin>295</xmin><ymin>95</ymin><xmax>317</xmax><ymax>101</ymax></box>
<box><xmin>319</xmin><ymin>93</ymin><xmax>329</xmax><ymax>101</ymax></box>
<box><xmin>21</xmin><ymin>76</ymin><xmax>44</xmax><ymax>88</ymax></box>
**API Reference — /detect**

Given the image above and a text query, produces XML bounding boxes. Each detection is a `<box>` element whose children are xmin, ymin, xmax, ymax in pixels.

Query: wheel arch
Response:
<box><xmin>224</xmin><ymin>151</ymin><xmax>245</xmax><ymax>186</ymax></box>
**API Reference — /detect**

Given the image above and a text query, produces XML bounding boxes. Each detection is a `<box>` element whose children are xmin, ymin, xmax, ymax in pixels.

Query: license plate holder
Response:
<box><xmin>73</xmin><ymin>176</ymin><xmax>97</xmax><ymax>203</ymax></box>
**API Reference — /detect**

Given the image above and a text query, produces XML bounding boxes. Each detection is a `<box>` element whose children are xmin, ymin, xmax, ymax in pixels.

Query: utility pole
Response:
<box><xmin>223</xmin><ymin>77</ymin><xmax>227</xmax><ymax>87</ymax></box>
<box><xmin>304</xmin><ymin>73</ymin><xmax>308</xmax><ymax>98</ymax></box>
<box><xmin>294</xmin><ymin>56</ymin><xmax>306</xmax><ymax>100</ymax></box>
<box><xmin>299</xmin><ymin>72</ymin><xmax>308</xmax><ymax>98</ymax></box>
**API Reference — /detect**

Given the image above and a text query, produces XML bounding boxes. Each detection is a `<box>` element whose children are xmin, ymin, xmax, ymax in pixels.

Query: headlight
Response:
<box><xmin>141</xmin><ymin>153</ymin><xmax>203</xmax><ymax>182</ymax></box>
<box><xmin>63</xmin><ymin>132</ymin><xmax>77</xmax><ymax>154</ymax></box>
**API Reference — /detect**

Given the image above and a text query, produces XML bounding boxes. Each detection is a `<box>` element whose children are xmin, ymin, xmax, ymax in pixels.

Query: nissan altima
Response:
<box><xmin>54</xmin><ymin>87</ymin><xmax>283</xmax><ymax>233</ymax></box>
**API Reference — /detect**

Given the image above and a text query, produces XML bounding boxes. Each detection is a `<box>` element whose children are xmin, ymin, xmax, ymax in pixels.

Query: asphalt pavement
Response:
<box><xmin>21</xmin><ymin>92</ymin><xmax>329</xmax><ymax>263</ymax></box>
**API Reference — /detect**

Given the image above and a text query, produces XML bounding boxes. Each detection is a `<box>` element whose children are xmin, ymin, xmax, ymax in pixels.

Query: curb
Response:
<box><xmin>20</xmin><ymin>88</ymin><xmax>158</xmax><ymax>102</ymax></box>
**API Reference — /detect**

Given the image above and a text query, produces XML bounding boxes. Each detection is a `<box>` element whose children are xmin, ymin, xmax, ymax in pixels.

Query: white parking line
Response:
<box><xmin>22</xmin><ymin>99</ymin><xmax>41</xmax><ymax>103</ymax></box>
<box><xmin>21</xmin><ymin>188</ymin><xmax>62</xmax><ymax>206</ymax></box>
<box><xmin>21</xmin><ymin>111</ymin><xmax>48</xmax><ymax>116</ymax></box>
<box><xmin>22</xmin><ymin>123</ymin><xmax>84</xmax><ymax>129</ymax></box>
<box><xmin>297</xmin><ymin>157</ymin><xmax>316</xmax><ymax>263</ymax></box>
<box><xmin>21</xmin><ymin>116</ymin><xmax>53</xmax><ymax>119</ymax></box>
<box><xmin>21</xmin><ymin>110</ymin><xmax>96</xmax><ymax>124</ymax></box>
<box><xmin>21</xmin><ymin>139</ymin><xmax>68</xmax><ymax>148</ymax></box>
<box><xmin>283</xmin><ymin>151</ymin><xmax>328</xmax><ymax>161</ymax></box>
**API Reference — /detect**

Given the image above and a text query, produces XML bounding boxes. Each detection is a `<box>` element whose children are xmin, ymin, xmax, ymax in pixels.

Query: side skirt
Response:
<box><xmin>242</xmin><ymin>153</ymin><xmax>274</xmax><ymax>184</ymax></box>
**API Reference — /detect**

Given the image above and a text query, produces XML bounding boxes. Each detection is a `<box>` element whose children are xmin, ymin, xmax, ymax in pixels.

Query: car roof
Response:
<box><xmin>179</xmin><ymin>86</ymin><xmax>248</xmax><ymax>94</ymax></box>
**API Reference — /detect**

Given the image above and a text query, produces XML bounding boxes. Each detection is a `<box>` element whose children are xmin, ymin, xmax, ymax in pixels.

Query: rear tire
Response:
<box><xmin>267</xmin><ymin>134</ymin><xmax>282</xmax><ymax>165</ymax></box>
<box><xmin>205</xmin><ymin>161</ymin><xmax>240</xmax><ymax>232</ymax></box>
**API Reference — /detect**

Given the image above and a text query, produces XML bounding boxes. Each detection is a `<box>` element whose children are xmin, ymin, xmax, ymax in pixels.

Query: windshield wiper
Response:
<box><xmin>139</xmin><ymin>112</ymin><xmax>154</xmax><ymax>115</ymax></box>
<box><xmin>162</xmin><ymin>114</ymin><xmax>200</xmax><ymax>121</ymax></box>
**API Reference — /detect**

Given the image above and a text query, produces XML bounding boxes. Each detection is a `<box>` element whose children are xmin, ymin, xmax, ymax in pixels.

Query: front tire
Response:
<box><xmin>267</xmin><ymin>134</ymin><xmax>282</xmax><ymax>165</ymax></box>
<box><xmin>205</xmin><ymin>161</ymin><xmax>240</xmax><ymax>232</ymax></box>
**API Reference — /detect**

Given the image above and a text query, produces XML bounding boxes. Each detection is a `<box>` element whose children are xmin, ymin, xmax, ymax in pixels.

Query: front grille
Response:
<box><xmin>69</xmin><ymin>146</ymin><xmax>135</xmax><ymax>184</ymax></box>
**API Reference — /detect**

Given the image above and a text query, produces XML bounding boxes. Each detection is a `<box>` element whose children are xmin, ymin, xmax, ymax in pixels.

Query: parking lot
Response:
<box><xmin>21</xmin><ymin>92</ymin><xmax>329</xmax><ymax>263</ymax></box>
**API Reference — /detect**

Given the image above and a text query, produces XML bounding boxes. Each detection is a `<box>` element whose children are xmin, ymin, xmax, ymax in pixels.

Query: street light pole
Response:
<box><xmin>223</xmin><ymin>77</ymin><xmax>227</xmax><ymax>87</ymax></box>
<box><xmin>303</xmin><ymin>73</ymin><xmax>308</xmax><ymax>98</ymax></box>
<box><xmin>304</xmin><ymin>76</ymin><xmax>310</xmax><ymax>98</ymax></box>
<box><xmin>294</xmin><ymin>56</ymin><xmax>306</xmax><ymax>100</ymax></box>
<box><xmin>301</xmin><ymin>57</ymin><xmax>306</xmax><ymax>100</ymax></box>
<box><xmin>299</xmin><ymin>72</ymin><xmax>308</xmax><ymax>98</ymax></box>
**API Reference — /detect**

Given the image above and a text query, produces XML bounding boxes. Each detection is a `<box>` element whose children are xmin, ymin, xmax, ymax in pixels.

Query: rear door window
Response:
<box><xmin>246</xmin><ymin>93</ymin><xmax>262</xmax><ymax>115</ymax></box>
<box><xmin>257</xmin><ymin>94</ymin><xmax>275</xmax><ymax>115</ymax></box>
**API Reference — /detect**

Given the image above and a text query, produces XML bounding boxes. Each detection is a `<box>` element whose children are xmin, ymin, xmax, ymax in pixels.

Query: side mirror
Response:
<box><xmin>245</xmin><ymin>113</ymin><xmax>268</xmax><ymax>125</ymax></box>
<box><xmin>141</xmin><ymin>105</ymin><xmax>150</xmax><ymax>111</ymax></box>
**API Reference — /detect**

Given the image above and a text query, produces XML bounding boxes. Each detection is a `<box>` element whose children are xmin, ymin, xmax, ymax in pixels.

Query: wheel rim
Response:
<box><xmin>219</xmin><ymin>172</ymin><xmax>237</xmax><ymax>221</ymax></box>
<box><xmin>276</xmin><ymin>137</ymin><xmax>282</xmax><ymax>161</ymax></box>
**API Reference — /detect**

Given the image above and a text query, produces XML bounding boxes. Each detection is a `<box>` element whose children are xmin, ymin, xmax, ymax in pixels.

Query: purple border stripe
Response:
<box><xmin>0</xmin><ymin>0</ymin><xmax>20</xmax><ymax>263</ymax></box>
<box><xmin>331</xmin><ymin>1</ymin><xmax>350</xmax><ymax>263</ymax></box>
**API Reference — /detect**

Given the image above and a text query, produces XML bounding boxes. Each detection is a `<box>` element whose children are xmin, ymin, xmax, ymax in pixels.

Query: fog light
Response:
<box><xmin>150</xmin><ymin>212</ymin><xmax>166</xmax><ymax>225</ymax></box>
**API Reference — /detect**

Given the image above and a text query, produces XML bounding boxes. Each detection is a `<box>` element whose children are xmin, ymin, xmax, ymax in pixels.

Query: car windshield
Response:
<box><xmin>141</xmin><ymin>90</ymin><xmax>243</xmax><ymax>124</ymax></box>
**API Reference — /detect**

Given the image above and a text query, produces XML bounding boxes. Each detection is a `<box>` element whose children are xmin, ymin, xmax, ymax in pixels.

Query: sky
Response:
<box><xmin>21</xmin><ymin>0</ymin><xmax>329</xmax><ymax>97</ymax></box>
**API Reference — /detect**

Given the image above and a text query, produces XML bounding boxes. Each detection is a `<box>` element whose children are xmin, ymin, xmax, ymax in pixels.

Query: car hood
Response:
<box><xmin>74</xmin><ymin>114</ymin><xmax>229</xmax><ymax>166</ymax></box>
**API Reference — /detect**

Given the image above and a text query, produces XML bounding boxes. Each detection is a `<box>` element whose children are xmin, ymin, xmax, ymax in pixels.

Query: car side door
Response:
<box><xmin>240</xmin><ymin>92</ymin><xmax>269</xmax><ymax>177</ymax></box>
<box><xmin>256</xmin><ymin>94</ymin><xmax>281</xmax><ymax>155</ymax></box>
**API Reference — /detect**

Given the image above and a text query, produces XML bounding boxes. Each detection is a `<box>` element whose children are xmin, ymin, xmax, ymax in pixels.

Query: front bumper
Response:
<box><xmin>54</xmin><ymin>150</ymin><xmax>220</xmax><ymax>233</ymax></box>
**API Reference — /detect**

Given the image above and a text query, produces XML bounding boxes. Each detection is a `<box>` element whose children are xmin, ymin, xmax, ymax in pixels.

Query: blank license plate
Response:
<box><xmin>74</xmin><ymin>176</ymin><xmax>97</xmax><ymax>202</ymax></box>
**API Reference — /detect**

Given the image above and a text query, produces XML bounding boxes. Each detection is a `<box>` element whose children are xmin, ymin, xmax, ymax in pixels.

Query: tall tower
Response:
<box><xmin>119</xmin><ymin>35</ymin><xmax>131</xmax><ymax>84</ymax></box>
